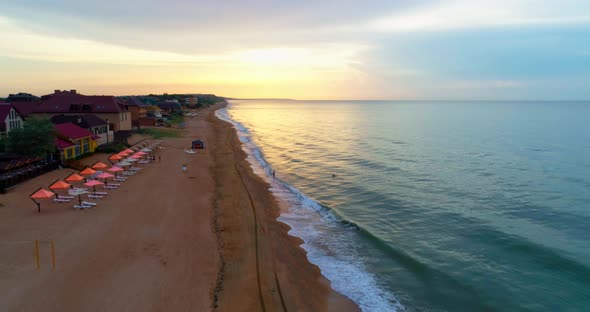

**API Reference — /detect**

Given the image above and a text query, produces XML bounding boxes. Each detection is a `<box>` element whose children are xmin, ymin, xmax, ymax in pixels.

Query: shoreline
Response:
<box><xmin>209</xmin><ymin>103</ymin><xmax>359</xmax><ymax>311</ymax></box>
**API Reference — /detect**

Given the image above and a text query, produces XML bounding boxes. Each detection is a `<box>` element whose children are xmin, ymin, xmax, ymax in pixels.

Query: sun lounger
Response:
<box><xmin>54</xmin><ymin>198</ymin><xmax>72</xmax><ymax>203</ymax></box>
<box><xmin>104</xmin><ymin>185</ymin><xmax>118</xmax><ymax>190</ymax></box>
<box><xmin>88</xmin><ymin>194</ymin><xmax>103</xmax><ymax>199</ymax></box>
<box><xmin>82</xmin><ymin>201</ymin><xmax>97</xmax><ymax>206</ymax></box>
<box><xmin>74</xmin><ymin>204</ymin><xmax>92</xmax><ymax>209</ymax></box>
<box><xmin>59</xmin><ymin>195</ymin><xmax>75</xmax><ymax>199</ymax></box>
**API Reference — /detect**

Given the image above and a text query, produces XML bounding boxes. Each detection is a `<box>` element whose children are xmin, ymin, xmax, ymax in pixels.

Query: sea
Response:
<box><xmin>216</xmin><ymin>100</ymin><xmax>590</xmax><ymax>312</ymax></box>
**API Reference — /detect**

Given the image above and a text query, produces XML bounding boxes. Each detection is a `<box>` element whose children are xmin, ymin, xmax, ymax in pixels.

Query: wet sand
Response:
<box><xmin>0</xmin><ymin>104</ymin><xmax>359</xmax><ymax>311</ymax></box>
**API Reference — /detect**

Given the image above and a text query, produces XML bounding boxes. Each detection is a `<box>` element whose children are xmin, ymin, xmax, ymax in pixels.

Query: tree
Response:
<box><xmin>6</xmin><ymin>117</ymin><xmax>56</xmax><ymax>157</ymax></box>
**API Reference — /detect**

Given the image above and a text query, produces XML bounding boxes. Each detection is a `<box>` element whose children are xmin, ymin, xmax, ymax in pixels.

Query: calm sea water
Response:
<box><xmin>216</xmin><ymin>100</ymin><xmax>590</xmax><ymax>312</ymax></box>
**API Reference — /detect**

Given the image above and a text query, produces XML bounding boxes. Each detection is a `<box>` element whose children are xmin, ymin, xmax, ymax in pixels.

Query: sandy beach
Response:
<box><xmin>0</xmin><ymin>104</ymin><xmax>358</xmax><ymax>311</ymax></box>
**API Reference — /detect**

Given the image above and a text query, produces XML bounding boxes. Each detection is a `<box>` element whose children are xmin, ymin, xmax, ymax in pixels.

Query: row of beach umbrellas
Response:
<box><xmin>29</xmin><ymin>143</ymin><xmax>159</xmax><ymax>213</ymax></box>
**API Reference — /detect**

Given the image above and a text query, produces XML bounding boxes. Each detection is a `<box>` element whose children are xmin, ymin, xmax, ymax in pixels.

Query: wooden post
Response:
<box><xmin>34</xmin><ymin>240</ymin><xmax>40</xmax><ymax>270</ymax></box>
<box><xmin>51</xmin><ymin>240</ymin><xmax>56</xmax><ymax>271</ymax></box>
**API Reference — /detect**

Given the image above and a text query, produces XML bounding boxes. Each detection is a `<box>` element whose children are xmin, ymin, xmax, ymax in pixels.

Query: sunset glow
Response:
<box><xmin>1</xmin><ymin>1</ymin><xmax>589</xmax><ymax>99</ymax></box>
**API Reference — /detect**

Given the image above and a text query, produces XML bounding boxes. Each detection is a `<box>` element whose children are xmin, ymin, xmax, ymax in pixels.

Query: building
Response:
<box><xmin>124</xmin><ymin>97</ymin><xmax>149</xmax><ymax>128</ymax></box>
<box><xmin>158</xmin><ymin>100</ymin><xmax>182</xmax><ymax>113</ymax></box>
<box><xmin>28</xmin><ymin>90</ymin><xmax>132</xmax><ymax>131</ymax></box>
<box><xmin>145</xmin><ymin>105</ymin><xmax>163</xmax><ymax>119</ymax></box>
<box><xmin>0</xmin><ymin>102</ymin><xmax>25</xmax><ymax>137</ymax></box>
<box><xmin>54</xmin><ymin>123</ymin><xmax>99</xmax><ymax>161</ymax></box>
<box><xmin>6</xmin><ymin>92</ymin><xmax>39</xmax><ymax>103</ymax></box>
<box><xmin>185</xmin><ymin>96</ymin><xmax>199</xmax><ymax>106</ymax></box>
<box><xmin>50</xmin><ymin>114</ymin><xmax>112</xmax><ymax>145</ymax></box>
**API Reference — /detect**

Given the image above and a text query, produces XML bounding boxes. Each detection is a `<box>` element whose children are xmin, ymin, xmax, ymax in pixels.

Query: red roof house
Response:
<box><xmin>54</xmin><ymin>123</ymin><xmax>98</xmax><ymax>161</ymax></box>
<box><xmin>27</xmin><ymin>90</ymin><xmax>132</xmax><ymax>131</ymax></box>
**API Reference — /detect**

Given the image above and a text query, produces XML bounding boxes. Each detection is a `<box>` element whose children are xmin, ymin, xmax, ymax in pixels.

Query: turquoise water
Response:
<box><xmin>217</xmin><ymin>100</ymin><xmax>590</xmax><ymax>312</ymax></box>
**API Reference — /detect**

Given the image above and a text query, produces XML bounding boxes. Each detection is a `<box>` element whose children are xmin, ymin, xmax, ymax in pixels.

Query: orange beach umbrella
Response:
<box><xmin>65</xmin><ymin>173</ymin><xmax>85</xmax><ymax>183</ymax></box>
<box><xmin>123</xmin><ymin>148</ymin><xmax>133</xmax><ymax>154</ymax></box>
<box><xmin>108</xmin><ymin>154</ymin><xmax>122</xmax><ymax>164</ymax></box>
<box><xmin>80</xmin><ymin>167</ymin><xmax>96</xmax><ymax>176</ymax></box>
<box><xmin>30</xmin><ymin>188</ymin><xmax>55</xmax><ymax>213</ymax></box>
<box><xmin>49</xmin><ymin>180</ymin><xmax>71</xmax><ymax>190</ymax></box>
<box><xmin>49</xmin><ymin>180</ymin><xmax>71</xmax><ymax>198</ymax></box>
<box><xmin>91</xmin><ymin>161</ymin><xmax>109</xmax><ymax>170</ymax></box>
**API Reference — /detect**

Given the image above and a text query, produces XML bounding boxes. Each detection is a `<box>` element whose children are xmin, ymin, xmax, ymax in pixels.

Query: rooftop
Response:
<box><xmin>55</xmin><ymin>123</ymin><xmax>95</xmax><ymax>140</ymax></box>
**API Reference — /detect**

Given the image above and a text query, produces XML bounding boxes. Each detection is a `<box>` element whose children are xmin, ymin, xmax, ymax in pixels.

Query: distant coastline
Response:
<box><xmin>224</xmin><ymin>97</ymin><xmax>296</xmax><ymax>101</ymax></box>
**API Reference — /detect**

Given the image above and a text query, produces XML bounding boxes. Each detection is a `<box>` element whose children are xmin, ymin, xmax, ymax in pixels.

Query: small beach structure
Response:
<box><xmin>30</xmin><ymin>188</ymin><xmax>55</xmax><ymax>213</ymax></box>
<box><xmin>191</xmin><ymin>140</ymin><xmax>205</xmax><ymax>149</ymax></box>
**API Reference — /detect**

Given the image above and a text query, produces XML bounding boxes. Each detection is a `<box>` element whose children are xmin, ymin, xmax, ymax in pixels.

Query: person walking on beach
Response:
<box><xmin>159</xmin><ymin>155</ymin><xmax>161</xmax><ymax>163</ymax></box>
<box><xmin>272</xmin><ymin>170</ymin><xmax>275</xmax><ymax>178</ymax></box>
<box><xmin>181</xmin><ymin>164</ymin><xmax>187</xmax><ymax>174</ymax></box>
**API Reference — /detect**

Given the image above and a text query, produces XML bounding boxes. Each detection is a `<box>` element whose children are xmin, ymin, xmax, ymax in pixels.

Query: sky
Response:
<box><xmin>1</xmin><ymin>0</ymin><xmax>590</xmax><ymax>100</ymax></box>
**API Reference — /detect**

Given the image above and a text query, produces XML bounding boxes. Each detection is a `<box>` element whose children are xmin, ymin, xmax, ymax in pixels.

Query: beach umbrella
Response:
<box><xmin>91</xmin><ymin>161</ymin><xmax>109</xmax><ymax>170</ymax></box>
<box><xmin>135</xmin><ymin>151</ymin><xmax>146</xmax><ymax>156</ymax></box>
<box><xmin>123</xmin><ymin>148</ymin><xmax>133</xmax><ymax>154</ymax></box>
<box><xmin>68</xmin><ymin>188</ymin><xmax>88</xmax><ymax>205</ymax></box>
<box><xmin>49</xmin><ymin>180</ymin><xmax>71</xmax><ymax>198</ymax></box>
<box><xmin>84</xmin><ymin>179</ymin><xmax>104</xmax><ymax>195</ymax></box>
<box><xmin>30</xmin><ymin>188</ymin><xmax>55</xmax><ymax>213</ymax></box>
<box><xmin>96</xmin><ymin>172</ymin><xmax>115</xmax><ymax>185</ymax></box>
<box><xmin>130</xmin><ymin>154</ymin><xmax>142</xmax><ymax>159</ymax></box>
<box><xmin>118</xmin><ymin>151</ymin><xmax>129</xmax><ymax>157</ymax></box>
<box><xmin>65</xmin><ymin>173</ymin><xmax>84</xmax><ymax>183</ymax></box>
<box><xmin>80</xmin><ymin>167</ymin><xmax>96</xmax><ymax>176</ymax></box>
<box><xmin>107</xmin><ymin>166</ymin><xmax>124</xmax><ymax>177</ymax></box>
<box><xmin>108</xmin><ymin>154</ymin><xmax>122</xmax><ymax>164</ymax></box>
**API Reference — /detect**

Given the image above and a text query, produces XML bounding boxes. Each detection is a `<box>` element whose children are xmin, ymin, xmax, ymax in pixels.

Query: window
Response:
<box><xmin>66</xmin><ymin>149</ymin><xmax>73</xmax><ymax>159</ymax></box>
<box><xmin>83</xmin><ymin>139</ymin><xmax>89</xmax><ymax>153</ymax></box>
<box><xmin>75</xmin><ymin>142</ymin><xmax>81</xmax><ymax>156</ymax></box>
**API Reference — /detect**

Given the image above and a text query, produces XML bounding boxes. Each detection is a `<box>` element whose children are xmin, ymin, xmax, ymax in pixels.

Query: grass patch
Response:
<box><xmin>168</xmin><ymin>114</ymin><xmax>185</xmax><ymax>125</ymax></box>
<box><xmin>139</xmin><ymin>128</ymin><xmax>183</xmax><ymax>139</ymax></box>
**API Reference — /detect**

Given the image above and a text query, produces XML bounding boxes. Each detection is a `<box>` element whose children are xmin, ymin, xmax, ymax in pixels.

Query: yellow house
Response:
<box><xmin>54</xmin><ymin>123</ymin><xmax>98</xmax><ymax>161</ymax></box>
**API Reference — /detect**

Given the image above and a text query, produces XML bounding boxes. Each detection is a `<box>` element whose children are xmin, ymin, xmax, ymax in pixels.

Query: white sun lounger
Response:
<box><xmin>88</xmin><ymin>194</ymin><xmax>103</xmax><ymax>199</ymax></box>
<box><xmin>54</xmin><ymin>198</ymin><xmax>72</xmax><ymax>203</ymax></box>
<box><xmin>74</xmin><ymin>204</ymin><xmax>92</xmax><ymax>210</ymax></box>
<box><xmin>82</xmin><ymin>201</ymin><xmax>97</xmax><ymax>206</ymax></box>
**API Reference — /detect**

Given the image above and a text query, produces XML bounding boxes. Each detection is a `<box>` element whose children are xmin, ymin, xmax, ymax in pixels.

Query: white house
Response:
<box><xmin>0</xmin><ymin>103</ymin><xmax>24</xmax><ymax>137</ymax></box>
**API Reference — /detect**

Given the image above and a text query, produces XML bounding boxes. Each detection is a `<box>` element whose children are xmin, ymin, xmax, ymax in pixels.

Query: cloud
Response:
<box><xmin>368</xmin><ymin>0</ymin><xmax>590</xmax><ymax>32</ymax></box>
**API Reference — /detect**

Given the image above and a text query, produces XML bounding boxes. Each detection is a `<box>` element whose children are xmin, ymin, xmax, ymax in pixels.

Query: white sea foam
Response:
<box><xmin>216</xmin><ymin>106</ymin><xmax>403</xmax><ymax>312</ymax></box>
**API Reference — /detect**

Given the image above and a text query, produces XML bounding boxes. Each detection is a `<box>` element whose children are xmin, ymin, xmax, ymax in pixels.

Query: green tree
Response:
<box><xmin>6</xmin><ymin>117</ymin><xmax>56</xmax><ymax>157</ymax></box>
